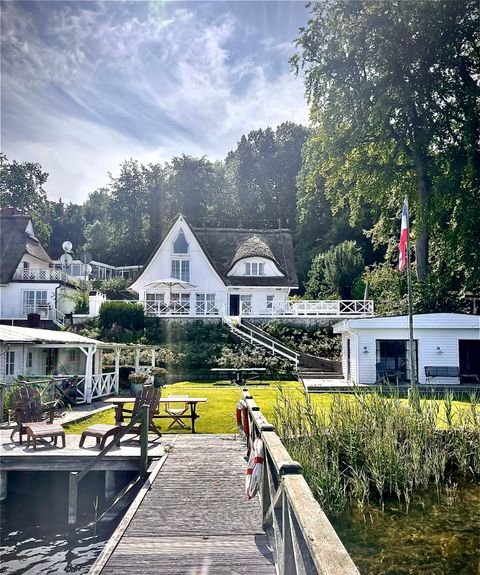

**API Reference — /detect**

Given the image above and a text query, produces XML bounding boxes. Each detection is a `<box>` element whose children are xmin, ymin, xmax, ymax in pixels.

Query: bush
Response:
<box><xmin>99</xmin><ymin>301</ymin><xmax>145</xmax><ymax>331</ymax></box>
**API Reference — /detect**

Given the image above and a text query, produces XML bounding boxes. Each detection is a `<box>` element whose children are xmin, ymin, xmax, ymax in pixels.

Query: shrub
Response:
<box><xmin>99</xmin><ymin>301</ymin><xmax>144</xmax><ymax>331</ymax></box>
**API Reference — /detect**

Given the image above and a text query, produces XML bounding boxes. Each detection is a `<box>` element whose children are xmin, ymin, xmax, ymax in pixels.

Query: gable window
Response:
<box><xmin>173</xmin><ymin>229</ymin><xmax>189</xmax><ymax>254</ymax></box>
<box><xmin>6</xmin><ymin>351</ymin><xmax>15</xmax><ymax>376</ymax></box>
<box><xmin>245</xmin><ymin>262</ymin><xmax>265</xmax><ymax>276</ymax></box>
<box><xmin>171</xmin><ymin>260</ymin><xmax>190</xmax><ymax>282</ymax></box>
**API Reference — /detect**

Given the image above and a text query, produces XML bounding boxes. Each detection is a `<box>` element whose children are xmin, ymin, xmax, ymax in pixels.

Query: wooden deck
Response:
<box><xmin>94</xmin><ymin>434</ymin><xmax>276</xmax><ymax>574</ymax></box>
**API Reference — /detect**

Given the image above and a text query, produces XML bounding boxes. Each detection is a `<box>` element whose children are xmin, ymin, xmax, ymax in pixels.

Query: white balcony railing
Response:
<box><xmin>13</xmin><ymin>268</ymin><xmax>69</xmax><ymax>282</ymax></box>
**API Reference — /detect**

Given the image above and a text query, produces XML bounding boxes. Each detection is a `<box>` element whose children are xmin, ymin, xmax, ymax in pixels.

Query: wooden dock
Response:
<box><xmin>92</xmin><ymin>434</ymin><xmax>276</xmax><ymax>574</ymax></box>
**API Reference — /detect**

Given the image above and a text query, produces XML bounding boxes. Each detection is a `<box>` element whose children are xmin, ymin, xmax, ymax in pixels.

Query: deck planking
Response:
<box><xmin>97</xmin><ymin>434</ymin><xmax>276</xmax><ymax>574</ymax></box>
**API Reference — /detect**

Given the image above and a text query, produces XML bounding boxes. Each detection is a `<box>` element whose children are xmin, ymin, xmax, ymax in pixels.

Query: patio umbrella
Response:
<box><xmin>144</xmin><ymin>278</ymin><xmax>195</xmax><ymax>304</ymax></box>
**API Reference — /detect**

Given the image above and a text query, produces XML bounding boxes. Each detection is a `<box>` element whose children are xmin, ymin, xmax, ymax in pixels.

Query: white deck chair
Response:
<box><xmin>165</xmin><ymin>395</ymin><xmax>189</xmax><ymax>430</ymax></box>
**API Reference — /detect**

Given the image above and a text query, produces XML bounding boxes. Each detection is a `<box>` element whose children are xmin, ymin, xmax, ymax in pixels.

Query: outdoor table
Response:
<box><xmin>210</xmin><ymin>367</ymin><xmax>267</xmax><ymax>385</ymax></box>
<box><xmin>105</xmin><ymin>396</ymin><xmax>208</xmax><ymax>433</ymax></box>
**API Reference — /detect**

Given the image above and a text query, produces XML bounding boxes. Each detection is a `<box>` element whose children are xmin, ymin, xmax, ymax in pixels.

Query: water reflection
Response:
<box><xmin>0</xmin><ymin>470</ymin><xmax>132</xmax><ymax>574</ymax></box>
<box><xmin>332</xmin><ymin>481</ymin><xmax>480</xmax><ymax>574</ymax></box>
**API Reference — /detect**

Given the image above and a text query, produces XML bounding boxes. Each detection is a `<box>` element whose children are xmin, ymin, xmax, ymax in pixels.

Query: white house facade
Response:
<box><xmin>0</xmin><ymin>208</ymin><xmax>77</xmax><ymax>327</ymax></box>
<box><xmin>129</xmin><ymin>215</ymin><xmax>299</xmax><ymax>318</ymax></box>
<box><xmin>333</xmin><ymin>313</ymin><xmax>480</xmax><ymax>385</ymax></box>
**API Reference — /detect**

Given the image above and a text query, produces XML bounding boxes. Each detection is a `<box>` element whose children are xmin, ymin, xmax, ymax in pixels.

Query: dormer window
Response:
<box><xmin>173</xmin><ymin>229</ymin><xmax>189</xmax><ymax>254</ymax></box>
<box><xmin>245</xmin><ymin>262</ymin><xmax>265</xmax><ymax>276</ymax></box>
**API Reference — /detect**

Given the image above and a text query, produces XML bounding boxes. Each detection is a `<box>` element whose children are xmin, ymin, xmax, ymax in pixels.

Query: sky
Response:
<box><xmin>1</xmin><ymin>0</ymin><xmax>311</xmax><ymax>204</ymax></box>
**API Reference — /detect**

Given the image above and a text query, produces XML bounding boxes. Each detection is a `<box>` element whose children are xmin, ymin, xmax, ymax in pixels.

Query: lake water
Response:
<box><xmin>332</xmin><ymin>481</ymin><xmax>480</xmax><ymax>575</ymax></box>
<box><xmin>0</xmin><ymin>470</ymin><xmax>134</xmax><ymax>574</ymax></box>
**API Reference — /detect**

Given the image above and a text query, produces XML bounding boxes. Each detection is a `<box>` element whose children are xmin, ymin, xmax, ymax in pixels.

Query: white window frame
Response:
<box><xmin>196</xmin><ymin>293</ymin><xmax>216</xmax><ymax>315</ymax></box>
<box><xmin>244</xmin><ymin>262</ymin><xmax>265</xmax><ymax>276</ymax></box>
<box><xmin>22</xmin><ymin>290</ymin><xmax>48</xmax><ymax>314</ymax></box>
<box><xmin>6</xmin><ymin>351</ymin><xmax>15</xmax><ymax>376</ymax></box>
<box><xmin>172</xmin><ymin>229</ymin><xmax>189</xmax><ymax>254</ymax></box>
<box><xmin>240</xmin><ymin>294</ymin><xmax>252</xmax><ymax>315</ymax></box>
<box><xmin>26</xmin><ymin>351</ymin><xmax>33</xmax><ymax>369</ymax></box>
<box><xmin>171</xmin><ymin>259</ymin><xmax>190</xmax><ymax>282</ymax></box>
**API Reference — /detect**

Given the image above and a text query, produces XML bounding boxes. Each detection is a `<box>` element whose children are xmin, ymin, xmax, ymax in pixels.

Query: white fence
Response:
<box><xmin>75</xmin><ymin>372</ymin><xmax>117</xmax><ymax>404</ymax></box>
<box><xmin>13</xmin><ymin>268</ymin><xmax>69</xmax><ymax>282</ymax></box>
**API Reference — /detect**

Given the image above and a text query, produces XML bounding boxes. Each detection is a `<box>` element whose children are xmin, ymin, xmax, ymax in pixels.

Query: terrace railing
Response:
<box><xmin>242</xmin><ymin>390</ymin><xmax>360</xmax><ymax>575</ymax></box>
<box><xmin>75</xmin><ymin>371</ymin><xmax>118</xmax><ymax>404</ymax></box>
<box><xmin>13</xmin><ymin>268</ymin><xmax>69</xmax><ymax>282</ymax></box>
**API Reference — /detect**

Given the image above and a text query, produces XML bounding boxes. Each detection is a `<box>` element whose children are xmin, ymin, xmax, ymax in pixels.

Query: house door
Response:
<box><xmin>229</xmin><ymin>294</ymin><xmax>240</xmax><ymax>316</ymax></box>
<box><xmin>376</xmin><ymin>340</ymin><xmax>417</xmax><ymax>383</ymax></box>
<box><xmin>459</xmin><ymin>340</ymin><xmax>480</xmax><ymax>382</ymax></box>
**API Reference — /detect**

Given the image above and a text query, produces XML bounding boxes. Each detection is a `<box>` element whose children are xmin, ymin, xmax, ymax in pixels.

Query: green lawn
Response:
<box><xmin>64</xmin><ymin>381</ymin><xmax>477</xmax><ymax>434</ymax></box>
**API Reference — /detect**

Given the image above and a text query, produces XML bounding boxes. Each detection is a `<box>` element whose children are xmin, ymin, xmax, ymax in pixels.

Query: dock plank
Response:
<box><xmin>98</xmin><ymin>435</ymin><xmax>276</xmax><ymax>574</ymax></box>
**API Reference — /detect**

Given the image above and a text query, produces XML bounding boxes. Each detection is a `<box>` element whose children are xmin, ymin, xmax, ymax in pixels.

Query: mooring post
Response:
<box><xmin>105</xmin><ymin>470</ymin><xmax>116</xmax><ymax>501</ymax></box>
<box><xmin>140</xmin><ymin>404</ymin><xmax>149</xmax><ymax>478</ymax></box>
<box><xmin>68</xmin><ymin>472</ymin><xmax>79</xmax><ymax>531</ymax></box>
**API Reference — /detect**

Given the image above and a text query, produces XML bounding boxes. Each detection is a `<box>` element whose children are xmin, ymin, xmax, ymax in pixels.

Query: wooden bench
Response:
<box><xmin>425</xmin><ymin>366</ymin><xmax>459</xmax><ymax>384</ymax></box>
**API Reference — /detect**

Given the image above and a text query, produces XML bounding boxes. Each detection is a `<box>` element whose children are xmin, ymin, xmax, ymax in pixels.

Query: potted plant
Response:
<box><xmin>151</xmin><ymin>367</ymin><xmax>167</xmax><ymax>388</ymax></box>
<box><xmin>128</xmin><ymin>371</ymin><xmax>149</xmax><ymax>396</ymax></box>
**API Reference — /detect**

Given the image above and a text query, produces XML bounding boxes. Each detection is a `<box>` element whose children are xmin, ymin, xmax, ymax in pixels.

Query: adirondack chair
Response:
<box><xmin>9</xmin><ymin>384</ymin><xmax>66</xmax><ymax>449</ymax></box>
<box><xmin>79</xmin><ymin>385</ymin><xmax>162</xmax><ymax>449</ymax></box>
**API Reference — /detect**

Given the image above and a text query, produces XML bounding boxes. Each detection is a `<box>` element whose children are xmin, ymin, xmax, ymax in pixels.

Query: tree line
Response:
<box><xmin>1</xmin><ymin>0</ymin><xmax>478</xmax><ymax>314</ymax></box>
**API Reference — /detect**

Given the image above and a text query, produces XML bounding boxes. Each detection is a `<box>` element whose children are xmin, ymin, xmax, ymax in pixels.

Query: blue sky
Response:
<box><xmin>1</xmin><ymin>1</ymin><xmax>311</xmax><ymax>204</ymax></box>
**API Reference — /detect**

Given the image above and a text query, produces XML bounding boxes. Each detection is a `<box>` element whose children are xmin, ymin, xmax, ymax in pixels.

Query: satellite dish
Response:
<box><xmin>80</xmin><ymin>251</ymin><xmax>93</xmax><ymax>264</ymax></box>
<box><xmin>62</xmin><ymin>241</ymin><xmax>73</xmax><ymax>253</ymax></box>
<box><xmin>85</xmin><ymin>264</ymin><xmax>93</xmax><ymax>275</ymax></box>
<box><xmin>60</xmin><ymin>253</ymin><xmax>73</xmax><ymax>267</ymax></box>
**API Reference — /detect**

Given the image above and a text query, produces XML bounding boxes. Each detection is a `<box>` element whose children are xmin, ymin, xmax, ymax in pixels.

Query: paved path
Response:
<box><xmin>97</xmin><ymin>434</ymin><xmax>275</xmax><ymax>575</ymax></box>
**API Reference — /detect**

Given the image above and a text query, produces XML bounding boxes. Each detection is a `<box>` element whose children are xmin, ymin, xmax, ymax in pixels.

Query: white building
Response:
<box><xmin>333</xmin><ymin>313</ymin><xmax>480</xmax><ymax>385</ymax></box>
<box><xmin>0</xmin><ymin>208</ymin><xmax>77</xmax><ymax>327</ymax></box>
<box><xmin>129</xmin><ymin>214</ymin><xmax>300</xmax><ymax>318</ymax></box>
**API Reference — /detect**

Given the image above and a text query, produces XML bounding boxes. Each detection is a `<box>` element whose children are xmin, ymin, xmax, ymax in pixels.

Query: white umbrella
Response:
<box><xmin>144</xmin><ymin>278</ymin><xmax>195</xmax><ymax>305</ymax></box>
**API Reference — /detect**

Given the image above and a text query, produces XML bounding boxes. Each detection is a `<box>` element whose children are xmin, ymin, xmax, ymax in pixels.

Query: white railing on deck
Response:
<box><xmin>13</xmin><ymin>268</ymin><xmax>68</xmax><ymax>282</ymax></box>
<box><xmin>242</xmin><ymin>390</ymin><xmax>360</xmax><ymax>575</ymax></box>
<box><xmin>91</xmin><ymin>372</ymin><xmax>117</xmax><ymax>399</ymax></box>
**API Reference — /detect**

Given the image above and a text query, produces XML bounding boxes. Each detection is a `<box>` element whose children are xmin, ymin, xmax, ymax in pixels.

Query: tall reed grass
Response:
<box><xmin>273</xmin><ymin>388</ymin><xmax>480</xmax><ymax>514</ymax></box>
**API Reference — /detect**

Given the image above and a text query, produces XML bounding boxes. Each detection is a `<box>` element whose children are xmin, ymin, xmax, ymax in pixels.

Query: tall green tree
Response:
<box><xmin>293</xmin><ymin>0</ymin><xmax>480</xmax><ymax>282</ymax></box>
<box><xmin>0</xmin><ymin>154</ymin><xmax>51</xmax><ymax>242</ymax></box>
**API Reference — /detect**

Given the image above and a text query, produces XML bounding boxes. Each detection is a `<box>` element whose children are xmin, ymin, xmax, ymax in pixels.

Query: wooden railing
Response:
<box><xmin>242</xmin><ymin>390</ymin><xmax>360</xmax><ymax>575</ymax></box>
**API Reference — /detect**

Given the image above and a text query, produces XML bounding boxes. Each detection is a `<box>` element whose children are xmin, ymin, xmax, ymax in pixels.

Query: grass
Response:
<box><xmin>64</xmin><ymin>380</ymin><xmax>301</xmax><ymax>435</ymax></box>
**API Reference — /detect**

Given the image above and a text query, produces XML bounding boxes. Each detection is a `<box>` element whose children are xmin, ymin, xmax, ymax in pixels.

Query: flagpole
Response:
<box><xmin>405</xmin><ymin>197</ymin><xmax>416</xmax><ymax>391</ymax></box>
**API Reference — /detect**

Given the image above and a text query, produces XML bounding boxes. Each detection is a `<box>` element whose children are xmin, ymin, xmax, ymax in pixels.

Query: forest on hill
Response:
<box><xmin>1</xmin><ymin>0</ymin><xmax>478</xmax><ymax>316</ymax></box>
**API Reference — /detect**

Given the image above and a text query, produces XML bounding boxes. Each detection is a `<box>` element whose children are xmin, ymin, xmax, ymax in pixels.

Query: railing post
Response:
<box><xmin>68</xmin><ymin>472</ymin><xmax>79</xmax><ymax>532</ymax></box>
<box><xmin>140</xmin><ymin>405</ymin><xmax>149</xmax><ymax>478</ymax></box>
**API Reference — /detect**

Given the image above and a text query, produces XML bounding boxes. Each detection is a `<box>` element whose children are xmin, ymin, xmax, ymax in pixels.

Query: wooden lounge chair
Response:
<box><xmin>79</xmin><ymin>385</ymin><xmax>162</xmax><ymax>449</ymax></box>
<box><xmin>9</xmin><ymin>384</ymin><xmax>66</xmax><ymax>449</ymax></box>
<box><xmin>165</xmin><ymin>395</ymin><xmax>189</xmax><ymax>430</ymax></box>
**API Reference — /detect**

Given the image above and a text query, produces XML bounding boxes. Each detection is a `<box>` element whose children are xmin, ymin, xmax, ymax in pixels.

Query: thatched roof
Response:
<box><xmin>192</xmin><ymin>224</ymin><xmax>298</xmax><ymax>287</ymax></box>
<box><xmin>0</xmin><ymin>208</ymin><xmax>52</xmax><ymax>283</ymax></box>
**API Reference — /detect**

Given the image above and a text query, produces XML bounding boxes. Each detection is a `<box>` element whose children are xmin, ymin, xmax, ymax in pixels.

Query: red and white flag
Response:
<box><xmin>398</xmin><ymin>200</ymin><xmax>408</xmax><ymax>271</ymax></box>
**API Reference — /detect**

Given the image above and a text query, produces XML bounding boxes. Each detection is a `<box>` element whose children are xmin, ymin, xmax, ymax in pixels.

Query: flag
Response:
<box><xmin>398</xmin><ymin>200</ymin><xmax>408</xmax><ymax>271</ymax></box>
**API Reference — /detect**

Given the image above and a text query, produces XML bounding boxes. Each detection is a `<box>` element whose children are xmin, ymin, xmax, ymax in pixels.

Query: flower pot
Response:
<box><xmin>153</xmin><ymin>376</ymin><xmax>165</xmax><ymax>388</ymax></box>
<box><xmin>130</xmin><ymin>382</ymin><xmax>143</xmax><ymax>396</ymax></box>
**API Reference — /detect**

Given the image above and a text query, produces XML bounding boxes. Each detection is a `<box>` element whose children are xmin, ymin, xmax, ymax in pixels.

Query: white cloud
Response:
<box><xmin>1</xmin><ymin>1</ymin><xmax>310</xmax><ymax>204</ymax></box>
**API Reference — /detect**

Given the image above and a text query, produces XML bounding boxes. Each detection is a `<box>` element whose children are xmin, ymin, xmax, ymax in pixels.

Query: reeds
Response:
<box><xmin>273</xmin><ymin>388</ymin><xmax>480</xmax><ymax>514</ymax></box>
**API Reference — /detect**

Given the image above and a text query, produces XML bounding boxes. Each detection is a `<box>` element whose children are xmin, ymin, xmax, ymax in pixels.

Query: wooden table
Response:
<box><xmin>105</xmin><ymin>397</ymin><xmax>208</xmax><ymax>433</ymax></box>
<box><xmin>211</xmin><ymin>367</ymin><xmax>266</xmax><ymax>385</ymax></box>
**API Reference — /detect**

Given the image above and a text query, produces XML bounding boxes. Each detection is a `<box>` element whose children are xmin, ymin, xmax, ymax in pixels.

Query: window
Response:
<box><xmin>171</xmin><ymin>259</ymin><xmax>190</xmax><ymax>282</ymax></box>
<box><xmin>240</xmin><ymin>294</ymin><xmax>252</xmax><ymax>315</ymax></box>
<box><xmin>266</xmin><ymin>295</ymin><xmax>274</xmax><ymax>312</ymax></box>
<box><xmin>173</xmin><ymin>229</ymin><xmax>189</xmax><ymax>254</ymax></box>
<box><xmin>196</xmin><ymin>293</ymin><xmax>216</xmax><ymax>315</ymax></box>
<box><xmin>146</xmin><ymin>293</ymin><xmax>165</xmax><ymax>315</ymax></box>
<box><xmin>68</xmin><ymin>349</ymin><xmax>76</xmax><ymax>362</ymax></box>
<box><xmin>22</xmin><ymin>290</ymin><xmax>48</xmax><ymax>314</ymax></box>
<box><xmin>244</xmin><ymin>262</ymin><xmax>265</xmax><ymax>276</ymax></box>
<box><xmin>6</xmin><ymin>351</ymin><xmax>15</xmax><ymax>376</ymax></box>
<box><xmin>26</xmin><ymin>351</ymin><xmax>33</xmax><ymax>369</ymax></box>
<box><xmin>23</xmin><ymin>261</ymin><xmax>30</xmax><ymax>270</ymax></box>
<box><xmin>171</xmin><ymin>293</ymin><xmax>190</xmax><ymax>314</ymax></box>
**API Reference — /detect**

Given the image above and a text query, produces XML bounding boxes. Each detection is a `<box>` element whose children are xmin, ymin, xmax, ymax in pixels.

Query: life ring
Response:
<box><xmin>245</xmin><ymin>438</ymin><xmax>264</xmax><ymax>499</ymax></box>
<box><xmin>236</xmin><ymin>400</ymin><xmax>250</xmax><ymax>437</ymax></box>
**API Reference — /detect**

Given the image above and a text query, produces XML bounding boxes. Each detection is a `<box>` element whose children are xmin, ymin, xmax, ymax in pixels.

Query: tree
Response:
<box><xmin>0</xmin><ymin>154</ymin><xmax>51</xmax><ymax>242</ymax></box>
<box><xmin>305</xmin><ymin>241</ymin><xmax>364</xmax><ymax>299</ymax></box>
<box><xmin>293</xmin><ymin>0</ymin><xmax>480</xmax><ymax>282</ymax></box>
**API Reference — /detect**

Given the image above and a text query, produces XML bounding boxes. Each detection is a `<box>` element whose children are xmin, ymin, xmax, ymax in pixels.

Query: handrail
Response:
<box><xmin>242</xmin><ymin>389</ymin><xmax>360</xmax><ymax>575</ymax></box>
<box><xmin>68</xmin><ymin>404</ymin><xmax>150</xmax><ymax>531</ymax></box>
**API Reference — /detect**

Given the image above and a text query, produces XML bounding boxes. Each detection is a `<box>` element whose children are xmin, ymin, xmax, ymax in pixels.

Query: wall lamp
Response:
<box><xmin>363</xmin><ymin>346</ymin><xmax>369</xmax><ymax>354</ymax></box>
<box><xmin>436</xmin><ymin>346</ymin><xmax>443</xmax><ymax>354</ymax></box>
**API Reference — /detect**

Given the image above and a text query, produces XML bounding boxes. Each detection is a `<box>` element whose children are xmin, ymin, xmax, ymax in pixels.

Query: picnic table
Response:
<box><xmin>105</xmin><ymin>396</ymin><xmax>208</xmax><ymax>433</ymax></box>
<box><xmin>210</xmin><ymin>367</ymin><xmax>266</xmax><ymax>385</ymax></box>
